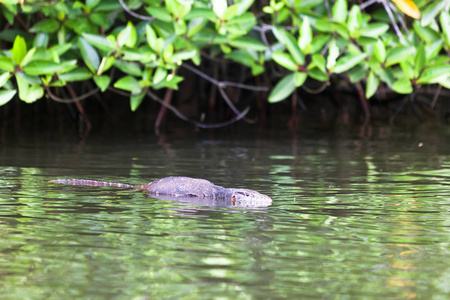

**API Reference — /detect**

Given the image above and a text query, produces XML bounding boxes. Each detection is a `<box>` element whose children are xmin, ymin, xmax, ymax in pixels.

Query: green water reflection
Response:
<box><xmin>0</xmin><ymin>130</ymin><xmax>450</xmax><ymax>299</ymax></box>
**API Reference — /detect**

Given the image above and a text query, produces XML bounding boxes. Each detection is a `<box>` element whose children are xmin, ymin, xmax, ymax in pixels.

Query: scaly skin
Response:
<box><xmin>49</xmin><ymin>176</ymin><xmax>272</xmax><ymax>205</ymax></box>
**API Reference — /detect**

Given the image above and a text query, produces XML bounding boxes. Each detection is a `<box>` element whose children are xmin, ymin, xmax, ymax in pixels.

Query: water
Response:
<box><xmin>1</xmin><ymin>126</ymin><xmax>450</xmax><ymax>299</ymax></box>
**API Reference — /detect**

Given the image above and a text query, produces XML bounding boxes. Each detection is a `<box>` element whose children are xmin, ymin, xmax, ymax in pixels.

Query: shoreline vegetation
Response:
<box><xmin>0</xmin><ymin>0</ymin><xmax>449</xmax><ymax>134</ymax></box>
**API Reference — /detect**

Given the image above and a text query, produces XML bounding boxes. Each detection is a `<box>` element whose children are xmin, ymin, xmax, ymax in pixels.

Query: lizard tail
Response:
<box><xmin>49</xmin><ymin>179</ymin><xmax>134</xmax><ymax>188</ymax></box>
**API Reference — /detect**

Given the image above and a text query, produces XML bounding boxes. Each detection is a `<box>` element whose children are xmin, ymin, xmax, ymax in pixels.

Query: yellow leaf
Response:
<box><xmin>391</xmin><ymin>0</ymin><xmax>421</xmax><ymax>19</ymax></box>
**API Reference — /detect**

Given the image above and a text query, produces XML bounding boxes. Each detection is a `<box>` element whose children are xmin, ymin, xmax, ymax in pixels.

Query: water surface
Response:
<box><xmin>1</xmin><ymin>127</ymin><xmax>449</xmax><ymax>299</ymax></box>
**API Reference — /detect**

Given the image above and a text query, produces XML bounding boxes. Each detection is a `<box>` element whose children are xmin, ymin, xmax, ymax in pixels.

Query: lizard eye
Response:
<box><xmin>236</xmin><ymin>191</ymin><xmax>250</xmax><ymax>197</ymax></box>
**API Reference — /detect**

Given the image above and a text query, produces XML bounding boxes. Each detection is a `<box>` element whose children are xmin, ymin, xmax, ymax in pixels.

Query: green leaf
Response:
<box><xmin>146</xmin><ymin>24</ymin><xmax>158</xmax><ymax>52</ymax></box>
<box><xmin>166</xmin><ymin>74</ymin><xmax>184</xmax><ymax>89</ymax></box>
<box><xmin>373</xmin><ymin>39</ymin><xmax>386</xmax><ymax>63</ymax></box>
<box><xmin>335</xmin><ymin>23</ymin><xmax>350</xmax><ymax>39</ymax></box>
<box><xmin>355</xmin><ymin>36</ymin><xmax>377</xmax><ymax>46</ymax></box>
<box><xmin>310</xmin><ymin>35</ymin><xmax>331</xmax><ymax>54</ymax></box>
<box><xmin>171</xmin><ymin>49</ymin><xmax>197</xmax><ymax>64</ymax></box>
<box><xmin>86</xmin><ymin>0</ymin><xmax>101</xmax><ymax>9</ymax></box>
<box><xmin>0</xmin><ymin>72</ymin><xmax>11</xmax><ymax>87</ymax></box>
<box><xmin>153</xmin><ymin>74</ymin><xmax>183</xmax><ymax>90</ymax></box>
<box><xmin>251</xmin><ymin>64</ymin><xmax>264</xmax><ymax>76</ymax></box>
<box><xmin>15</xmin><ymin>72</ymin><xmax>40</xmax><ymax>85</ymax></box>
<box><xmin>392</xmin><ymin>77</ymin><xmax>413</xmax><ymax>94</ymax></box>
<box><xmin>114</xmin><ymin>60</ymin><xmax>142</xmax><ymax>76</ymax></box>
<box><xmin>421</xmin><ymin>1</ymin><xmax>447</xmax><ymax>27</ymax></box>
<box><xmin>326</xmin><ymin>40</ymin><xmax>339</xmax><ymax>70</ymax></box>
<box><xmin>153</xmin><ymin>67</ymin><xmax>167</xmax><ymax>85</ymax></box>
<box><xmin>98</xmin><ymin>56</ymin><xmax>115</xmax><ymax>75</ymax></box>
<box><xmin>185</xmin><ymin>8</ymin><xmax>218</xmax><ymax>21</ymax></box>
<box><xmin>93</xmin><ymin>75</ymin><xmax>110</xmax><ymax>92</ymax></box>
<box><xmin>365</xmin><ymin>71</ymin><xmax>379</xmax><ymax>99</ymax></box>
<box><xmin>272</xmin><ymin>27</ymin><xmax>304</xmax><ymax>65</ymax></box>
<box><xmin>272</xmin><ymin>51</ymin><xmax>298</xmax><ymax>71</ymax></box>
<box><xmin>130</xmin><ymin>92</ymin><xmax>145</xmax><ymax>111</ymax></box>
<box><xmin>361</xmin><ymin>23</ymin><xmax>389</xmax><ymax>37</ymax></box>
<box><xmin>23</xmin><ymin>61</ymin><xmax>65</xmax><ymax>76</ymax></box>
<box><xmin>33</xmin><ymin>33</ymin><xmax>48</xmax><ymax>47</ymax></box>
<box><xmin>417</xmin><ymin>65</ymin><xmax>450</xmax><ymax>84</ymax></box>
<box><xmin>227</xmin><ymin>12</ymin><xmax>256</xmax><ymax>29</ymax></box>
<box><xmin>82</xmin><ymin>33</ymin><xmax>114</xmax><ymax>52</ymax></box>
<box><xmin>294</xmin><ymin>72</ymin><xmax>307</xmax><ymax>87</ymax></box>
<box><xmin>123</xmin><ymin>48</ymin><xmax>155</xmax><ymax>62</ymax></box>
<box><xmin>0</xmin><ymin>72</ymin><xmax>11</xmax><ymax>88</ymax></box>
<box><xmin>16</xmin><ymin>74</ymin><xmax>44</xmax><ymax>103</ymax></box>
<box><xmin>333</xmin><ymin>53</ymin><xmax>367</xmax><ymax>74</ymax></box>
<box><xmin>163</xmin><ymin>43</ymin><xmax>174</xmax><ymax>61</ymax></box>
<box><xmin>1</xmin><ymin>5</ymin><xmax>15</xmax><ymax>25</ymax></box>
<box><xmin>30</xmin><ymin>19</ymin><xmax>59</xmax><ymax>33</ymax></box>
<box><xmin>95</xmin><ymin>1</ymin><xmax>122</xmax><ymax>11</ymax></box>
<box><xmin>65</xmin><ymin>18</ymin><xmax>97</xmax><ymax>35</ymax></box>
<box><xmin>348</xmin><ymin>64</ymin><xmax>366</xmax><ymax>83</ymax></box>
<box><xmin>114</xmin><ymin>75</ymin><xmax>141</xmax><ymax>94</ymax></box>
<box><xmin>226</xmin><ymin>49</ymin><xmax>256</xmax><ymax>67</ymax></box>
<box><xmin>20</xmin><ymin>47</ymin><xmax>36</xmax><ymax>67</ymax></box>
<box><xmin>78</xmin><ymin>37</ymin><xmax>100</xmax><ymax>73</ymax></box>
<box><xmin>332</xmin><ymin>0</ymin><xmax>348</xmax><ymax>24</ymax></box>
<box><xmin>91</xmin><ymin>12</ymin><xmax>111</xmax><ymax>29</ymax></box>
<box><xmin>228</xmin><ymin>36</ymin><xmax>267</xmax><ymax>51</ymax></box>
<box><xmin>440</xmin><ymin>11</ymin><xmax>450</xmax><ymax>47</ymax></box>
<box><xmin>12</xmin><ymin>35</ymin><xmax>27</xmax><ymax>65</ymax></box>
<box><xmin>378</xmin><ymin>69</ymin><xmax>395</xmax><ymax>88</ymax></box>
<box><xmin>58</xmin><ymin>68</ymin><xmax>92</xmax><ymax>82</ymax></box>
<box><xmin>118</xmin><ymin>21</ymin><xmax>137</xmax><ymax>48</ymax></box>
<box><xmin>50</xmin><ymin>43</ymin><xmax>72</xmax><ymax>56</ymax></box>
<box><xmin>308</xmin><ymin>68</ymin><xmax>329</xmax><ymax>81</ymax></box>
<box><xmin>399</xmin><ymin>60</ymin><xmax>414</xmax><ymax>80</ymax></box>
<box><xmin>385</xmin><ymin>46</ymin><xmax>415</xmax><ymax>67</ymax></box>
<box><xmin>235</xmin><ymin>0</ymin><xmax>254</xmax><ymax>15</ymax></box>
<box><xmin>414</xmin><ymin>43</ymin><xmax>426</xmax><ymax>78</ymax></box>
<box><xmin>347</xmin><ymin>5</ymin><xmax>362</xmax><ymax>37</ymax></box>
<box><xmin>439</xmin><ymin>76</ymin><xmax>450</xmax><ymax>89</ymax></box>
<box><xmin>187</xmin><ymin>18</ymin><xmax>208</xmax><ymax>37</ymax></box>
<box><xmin>0</xmin><ymin>89</ymin><xmax>16</xmax><ymax>105</ymax></box>
<box><xmin>413</xmin><ymin>21</ymin><xmax>440</xmax><ymax>44</ymax></box>
<box><xmin>73</xmin><ymin>1</ymin><xmax>86</xmax><ymax>9</ymax></box>
<box><xmin>426</xmin><ymin>39</ymin><xmax>443</xmax><ymax>60</ymax></box>
<box><xmin>263</xmin><ymin>5</ymin><xmax>274</xmax><ymax>13</ymax></box>
<box><xmin>268</xmin><ymin>73</ymin><xmax>296</xmax><ymax>103</ymax></box>
<box><xmin>212</xmin><ymin>0</ymin><xmax>227</xmax><ymax>18</ymax></box>
<box><xmin>315</xmin><ymin>19</ymin><xmax>335</xmax><ymax>33</ymax></box>
<box><xmin>310</xmin><ymin>54</ymin><xmax>326</xmax><ymax>74</ymax></box>
<box><xmin>222</xmin><ymin>4</ymin><xmax>239</xmax><ymax>20</ymax></box>
<box><xmin>191</xmin><ymin>31</ymin><xmax>227</xmax><ymax>44</ymax></box>
<box><xmin>145</xmin><ymin>6</ymin><xmax>172</xmax><ymax>22</ymax></box>
<box><xmin>166</xmin><ymin>0</ymin><xmax>191</xmax><ymax>18</ymax></box>
<box><xmin>299</xmin><ymin>17</ymin><xmax>312</xmax><ymax>53</ymax></box>
<box><xmin>174</xmin><ymin>19</ymin><xmax>187</xmax><ymax>35</ymax></box>
<box><xmin>0</xmin><ymin>56</ymin><xmax>14</xmax><ymax>72</ymax></box>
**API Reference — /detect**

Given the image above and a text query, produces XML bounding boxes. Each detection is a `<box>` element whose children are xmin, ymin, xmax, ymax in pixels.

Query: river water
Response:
<box><xmin>0</xmin><ymin>126</ymin><xmax>449</xmax><ymax>299</ymax></box>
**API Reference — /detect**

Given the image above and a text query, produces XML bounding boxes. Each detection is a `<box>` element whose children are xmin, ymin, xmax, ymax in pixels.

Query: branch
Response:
<box><xmin>302</xmin><ymin>81</ymin><xmax>330</xmax><ymax>94</ymax></box>
<box><xmin>45</xmin><ymin>86</ymin><xmax>100</xmax><ymax>103</ymax></box>
<box><xmin>361</xmin><ymin>0</ymin><xmax>406</xmax><ymax>43</ymax></box>
<box><xmin>146</xmin><ymin>90</ymin><xmax>250</xmax><ymax>129</ymax></box>
<box><xmin>181</xmin><ymin>63</ymin><xmax>268</xmax><ymax>92</ymax></box>
<box><xmin>118</xmin><ymin>0</ymin><xmax>155</xmax><ymax>21</ymax></box>
<box><xmin>381</xmin><ymin>0</ymin><xmax>405</xmax><ymax>43</ymax></box>
<box><xmin>182</xmin><ymin>63</ymin><xmax>260</xmax><ymax>123</ymax></box>
<box><xmin>388</xmin><ymin>1</ymin><xmax>410</xmax><ymax>35</ymax></box>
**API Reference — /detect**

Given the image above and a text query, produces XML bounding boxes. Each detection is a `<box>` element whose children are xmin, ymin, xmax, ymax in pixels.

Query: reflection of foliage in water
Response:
<box><xmin>1</xmin><ymin>134</ymin><xmax>450</xmax><ymax>298</ymax></box>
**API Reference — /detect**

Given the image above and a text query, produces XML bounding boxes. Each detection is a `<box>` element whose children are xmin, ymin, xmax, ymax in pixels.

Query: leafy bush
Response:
<box><xmin>0</xmin><ymin>0</ymin><xmax>449</xmax><ymax>127</ymax></box>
